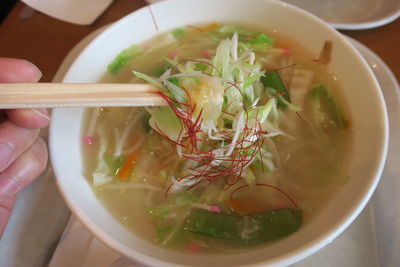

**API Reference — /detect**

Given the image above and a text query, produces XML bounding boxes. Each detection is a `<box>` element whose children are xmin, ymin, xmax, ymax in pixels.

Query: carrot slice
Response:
<box><xmin>117</xmin><ymin>148</ymin><xmax>141</xmax><ymax>180</ymax></box>
<box><xmin>201</xmin><ymin>22</ymin><xmax>220</xmax><ymax>32</ymax></box>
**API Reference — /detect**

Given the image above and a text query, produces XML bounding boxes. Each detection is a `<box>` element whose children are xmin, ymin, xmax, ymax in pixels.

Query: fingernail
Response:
<box><xmin>31</xmin><ymin>108</ymin><xmax>51</xmax><ymax>122</ymax></box>
<box><xmin>31</xmin><ymin>64</ymin><xmax>43</xmax><ymax>81</ymax></box>
<box><xmin>0</xmin><ymin>176</ymin><xmax>19</xmax><ymax>199</ymax></box>
<box><xmin>0</xmin><ymin>142</ymin><xmax>14</xmax><ymax>172</ymax></box>
<box><xmin>24</xmin><ymin>60</ymin><xmax>42</xmax><ymax>82</ymax></box>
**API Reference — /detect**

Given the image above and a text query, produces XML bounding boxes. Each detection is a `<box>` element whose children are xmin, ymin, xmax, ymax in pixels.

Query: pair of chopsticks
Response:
<box><xmin>0</xmin><ymin>83</ymin><xmax>165</xmax><ymax>109</ymax></box>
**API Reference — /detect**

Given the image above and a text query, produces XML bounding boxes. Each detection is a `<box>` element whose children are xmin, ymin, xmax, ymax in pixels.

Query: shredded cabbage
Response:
<box><xmin>131</xmin><ymin>27</ymin><xmax>303</xmax><ymax>193</ymax></box>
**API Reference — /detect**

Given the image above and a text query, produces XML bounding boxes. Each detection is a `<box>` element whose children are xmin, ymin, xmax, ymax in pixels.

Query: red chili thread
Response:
<box><xmin>264</xmin><ymin>63</ymin><xmax>297</xmax><ymax>72</ymax></box>
<box><xmin>296</xmin><ymin>112</ymin><xmax>310</xmax><ymax>126</ymax></box>
<box><xmin>158</xmin><ymin>85</ymin><xmax>274</xmax><ymax>196</ymax></box>
<box><xmin>230</xmin><ymin>183</ymin><xmax>299</xmax><ymax>208</ymax></box>
<box><xmin>186</xmin><ymin>25</ymin><xmax>203</xmax><ymax>32</ymax></box>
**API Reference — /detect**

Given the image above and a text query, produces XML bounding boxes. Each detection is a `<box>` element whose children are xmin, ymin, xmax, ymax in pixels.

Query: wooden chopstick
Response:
<box><xmin>0</xmin><ymin>83</ymin><xmax>166</xmax><ymax>108</ymax></box>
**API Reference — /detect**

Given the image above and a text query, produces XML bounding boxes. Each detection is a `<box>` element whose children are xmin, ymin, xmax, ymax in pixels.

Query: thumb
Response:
<box><xmin>0</xmin><ymin>58</ymin><xmax>42</xmax><ymax>83</ymax></box>
<box><xmin>0</xmin><ymin>138</ymin><xmax>48</xmax><ymax>200</ymax></box>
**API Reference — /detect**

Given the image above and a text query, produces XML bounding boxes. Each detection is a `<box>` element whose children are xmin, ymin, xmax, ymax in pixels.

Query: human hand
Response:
<box><xmin>0</xmin><ymin>58</ymin><xmax>50</xmax><ymax>238</ymax></box>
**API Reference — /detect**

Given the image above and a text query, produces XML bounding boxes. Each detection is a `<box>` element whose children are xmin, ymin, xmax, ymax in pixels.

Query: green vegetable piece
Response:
<box><xmin>194</xmin><ymin>62</ymin><xmax>209</xmax><ymax>71</ymax></box>
<box><xmin>167</xmin><ymin>77</ymin><xmax>180</xmax><ymax>87</ymax></box>
<box><xmin>142</xmin><ymin>112</ymin><xmax>152</xmax><ymax>132</ymax></box>
<box><xmin>104</xmin><ymin>155</ymin><xmax>125</xmax><ymax>176</ymax></box>
<box><xmin>172</xmin><ymin>28</ymin><xmax>186</xmax><ymax>40</ymax></box>
<box><xmin>151</xmin><ymin>63</ymin><xmax>172</xmax><ymax>77</ymax></box>
<box><xmin>148</xmin><ymin>106</ymin><xmax>182</xmax><ymax>141</ymax></box>
<box><xmin>261</xmin><ymin>70</ymin><xmax>290</xmax><ymax>109</ymax></box>
<box><xmin>251</xmin><ymin>159</ymin><xmax>263</xmax><ymax>170</ymax></box>
<box><xmin>132</xmin><ymin>71</ymin><xmax>162</xmax><ymax>88</ymax></box>
<box><xmin>184</xmin><ymin>208</ymin><xmax>303</xmax><ymax>244</ymax></box>
<box><xmin>311</xmin><ymin>85</ymin><xmax>347</xmax><ymax>128</ymax></box>
<box><xmin>164</xmin><ymin>77</ymin><xmax>188</xmax><ymax>103</ymax></box>
<box><xmin>108</xmin><ymin>44</ymin><xmax>143</xmax><ymax>75</ymax></box>
<box><xmin>148</xmin><ymin>206</ymin><xmax>170</xmax><ymax>220</ymax></box>
<box><xmin>222</xmin><ymin>95</ymin><xmax>229</xmax><ymax>110</ymax></box>
<box><xmin>185</xmin><ymin>209</ymin><xmax>243</xmax><ymax>240</ymax></box>
<box><xmin>250</xmin><ymin>208</ymin><xmax>302</xmax><ymax>243</ymax></box>
<box><xmin>249</xmin><ymin>34</ymin><xmax>274</xmax><ymax>47</ymax></box>
<box><xmin>147</xmin><ymin>206</ymin><xmax>171</xmax><ymax>242</ymax></box>
<box><xmin>247</xmin><ymin>98</ymin><xmax>275</xmax><ymax>123</ymax></box>
<box><xmin>242</xmin><ymin>93</ymin><xmax>253</xmax><ymax>108</ymax></box>
<box><xmin>242</xmin><ymin>72</ymin><xmax>264</xmax><ymax>90</ymax></box>
<box><xmin>155</xmin><ymin>224</ymin><xmax>173</xmax><ymax>242</ymax></box>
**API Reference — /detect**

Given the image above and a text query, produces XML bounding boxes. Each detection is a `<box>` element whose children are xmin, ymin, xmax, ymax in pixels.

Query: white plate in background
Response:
<box><xmin>21</xmin><ymin>0</ymin><xmax>113</xmax><ymax>25</ymax></box>
<box><xmin>351</xmin><ymin>37</ymin><xmax>400</xmax><ymax>267</ymax></box>
<box><xmin>146</xmin><ymin>0</ymin><xmax>400</xmax><ymax>30</ymax></box>
<box><xmin>282</xmin><ymin>0</ymin><xmax>400</xmax><ymax>30</ymax></box>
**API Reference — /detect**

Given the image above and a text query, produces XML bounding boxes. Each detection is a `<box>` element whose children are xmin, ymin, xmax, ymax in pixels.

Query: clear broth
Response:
<box><xmin>82</xmin><ymin>24</ymin><xmax>352</xmax><ymax>253</ymax></box>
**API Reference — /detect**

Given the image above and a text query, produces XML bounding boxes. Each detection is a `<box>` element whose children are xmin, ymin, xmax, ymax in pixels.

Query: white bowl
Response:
<box><xmin>49</xmin><ymin>0</ymin><xmax>388</xmax><ymax>266</ymax></box>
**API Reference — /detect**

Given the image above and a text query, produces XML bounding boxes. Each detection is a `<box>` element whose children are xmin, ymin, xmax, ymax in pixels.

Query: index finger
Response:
<box><xmin>0</xmin><ymin>58</ymin><xmax>42</xmax><ymax>83</ymax></box>
<box><xmin>6</xmin><ymin>109</ymin><xmax>51</xmax><ymax>129</ymax></box>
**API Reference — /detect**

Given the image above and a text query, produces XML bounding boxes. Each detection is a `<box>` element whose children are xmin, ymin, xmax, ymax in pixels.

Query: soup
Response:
<box><xmin>82</xmin><ymin>24</ymin><xmax>352</xmax><ymax>253</ymax></box>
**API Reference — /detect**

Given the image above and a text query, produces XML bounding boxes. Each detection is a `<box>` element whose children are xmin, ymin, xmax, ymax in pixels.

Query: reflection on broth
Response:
<box><xmin>82</xmin><ymin>24</ymin><xmax>352</xmax><ymax>253</ymax></box>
